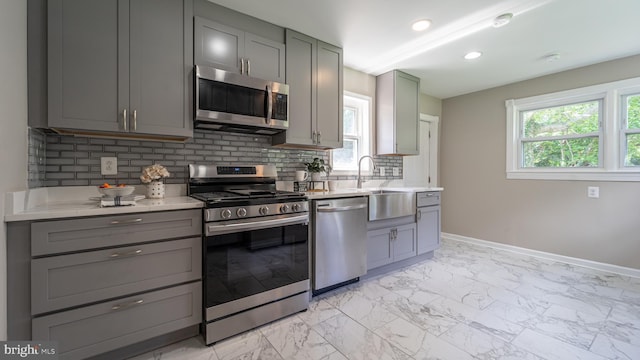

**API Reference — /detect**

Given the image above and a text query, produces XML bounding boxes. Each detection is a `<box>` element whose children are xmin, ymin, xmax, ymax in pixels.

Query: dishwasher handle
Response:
<box><xmin>316</xmin><ymin>204</ymin><xmax>367</xmax><ymax>212</ymax></box>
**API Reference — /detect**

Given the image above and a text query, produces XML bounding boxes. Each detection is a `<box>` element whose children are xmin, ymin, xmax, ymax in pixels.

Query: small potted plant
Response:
<box><xmin>304</xmin><ymin>158</ymin><xmax>331</xmax><ymax>181</ymax></box>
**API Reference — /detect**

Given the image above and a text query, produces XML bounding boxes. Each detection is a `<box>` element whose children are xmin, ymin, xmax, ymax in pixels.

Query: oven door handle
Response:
<box><xmin>206</xmin><ymin>215</ymin><xmax>308</xmax><ymax>236</ymax></box>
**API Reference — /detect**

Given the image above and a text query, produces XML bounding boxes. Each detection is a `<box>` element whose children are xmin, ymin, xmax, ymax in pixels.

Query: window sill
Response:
<box><xmin>507</xmin><ymin>170</ymin><xmax>640</xmax><ymax>181</ymax></box>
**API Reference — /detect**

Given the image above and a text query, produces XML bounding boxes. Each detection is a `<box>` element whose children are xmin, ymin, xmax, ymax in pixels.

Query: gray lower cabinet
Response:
<box><xmin>26</xmin><ymin>209</ymin><xmax>203</xmax><ymax>359</ymax></box>
<box><xmin>417</xmin><ymin>205</ymin><xmax>441</xmax><ymax>255</ymax></box>
<box><xmin>31</xmin><ymin>236</ymin><xmax>201</xmax><ymax>315</ymax></box>
<box><xmin>32</xmin><ymin>282</ymin><xmax>201</xmax><ymax>360</ymax></box>
<box><xmin>272</xmin><ymin>29</ymin><xmax>343</xmax><ymax>149</ymax></box>
<box><xmin>47</xmin><ymin>0</ymin><xmax>193</xmax><ymax>139</ymax></box>
<box><xmin>31</xmin><ymin>209</ymin><xmax>201</xmax><ymax>256</ymax></box>
<box><xmin>194</xmin><ymin>16</ymin><xmax>285</xmax><ymax>83</ymax></box>
<box><xmin>367</xmin><ymin>223</ymin><xmax>417</xmax><ymax>270</ymax></box>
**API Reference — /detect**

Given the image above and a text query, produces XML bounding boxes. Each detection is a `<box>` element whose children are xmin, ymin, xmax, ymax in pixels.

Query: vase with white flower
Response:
<box><xmin>140</xmin><ymin>164</ymin><xmax>170</xmax><ymax>199</ymax></box>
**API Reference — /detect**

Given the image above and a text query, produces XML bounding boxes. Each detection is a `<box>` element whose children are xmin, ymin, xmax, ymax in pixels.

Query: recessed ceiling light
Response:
<box><xmin>412</xmin><ymin>19</ymin><xmax>432</xmax><ymax>32</ymax></box>
<box><xmin>464</xmin><ymin>51</ymin><xmax>483</xmax><ymax>60</ymax></box>
<box><xmin>493</xmin><ymin>13</ymin><xmax>513</xmax><ymax>28</ymax></box>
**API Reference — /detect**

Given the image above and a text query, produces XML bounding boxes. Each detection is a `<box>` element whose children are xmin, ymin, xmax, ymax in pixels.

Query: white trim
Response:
<box><xmin>506</xmin><ymin>76</ymin><xmax>640</xmax><ymax>180</ymax></box>
<box><xmin>442</xmin><ymin>233</ymin><xmax>640</xmax><ymax>279</ymax></box>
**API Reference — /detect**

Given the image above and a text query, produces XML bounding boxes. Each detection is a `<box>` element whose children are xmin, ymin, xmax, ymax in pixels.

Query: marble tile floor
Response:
<box><xmin>131</xmin><ymin>239</ymin><xmax>640</xmax><ymax>360</ymax></box>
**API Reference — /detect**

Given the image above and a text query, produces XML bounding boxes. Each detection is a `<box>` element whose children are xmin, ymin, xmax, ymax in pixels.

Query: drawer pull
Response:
<box><xmin>111</xmin><ymin>299</ymin><xmax>144</xmax><ymax>311</ymax></box>
<box><xmin>109</xmin><ymin>249</ymin><xmax>143</xmax><ymax>258</ymax></box>
<box><xmin>110</xmin><ymin>218</ymin><xmax>143</xmax><ymax>225</ymax></box>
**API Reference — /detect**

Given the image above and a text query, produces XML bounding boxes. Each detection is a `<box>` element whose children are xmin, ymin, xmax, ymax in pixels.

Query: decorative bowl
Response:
<box><xmin>98</xmin><ymin>186</ymin><xmax>135</xmax><ymax>197</ymax></box>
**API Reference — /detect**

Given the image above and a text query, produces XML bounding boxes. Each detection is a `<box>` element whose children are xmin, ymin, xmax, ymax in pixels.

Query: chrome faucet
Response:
<box><xmin>357</xmin><ymin>155</ymin><xmax>375</xmax><ymax>189</ymax></box>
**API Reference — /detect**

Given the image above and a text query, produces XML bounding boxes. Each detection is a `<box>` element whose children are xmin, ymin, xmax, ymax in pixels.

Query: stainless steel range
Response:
<box><xmin>188</xmin><ymin>164</ymin><xmax>309</xmax><ymax>345</ymax></box>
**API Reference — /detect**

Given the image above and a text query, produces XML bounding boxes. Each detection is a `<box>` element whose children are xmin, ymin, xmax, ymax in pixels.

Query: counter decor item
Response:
<box><xmin>140</xmin><ymin>164</ymin><xmax>170</xmax><ymax>199</ymax></box>
<box><xmin>303</xmin><ymin>158</ymin><xmax>331</xmax><ymax>182</ymax></box>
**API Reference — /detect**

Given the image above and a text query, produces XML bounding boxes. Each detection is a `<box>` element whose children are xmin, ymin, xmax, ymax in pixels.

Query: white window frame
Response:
<box><xmin>506</xmin><ymin>76</ymin><xmax>640</xmax><ymax>181</ymax></box>
<box><xmin>331</xmin><ymin>92</ymin><xmax>372</xmax><ymax>175</ymax></box>
<box><xmin>621</xmin><ymin>92</ymin><xmax>640</xmax><ymax>167</ymax></box>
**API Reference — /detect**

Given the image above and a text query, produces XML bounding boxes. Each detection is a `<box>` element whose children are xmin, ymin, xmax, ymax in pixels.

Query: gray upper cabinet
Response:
<box><xmin>376</xmin><ymin>70</ymin><xmax>420</xmax><ymax>155</ymax></box>
<box><xmin>194</xmin><ymin>16</ymin><xmax>285</xmax><ymax>83</ymax></box>
<box><xmin>47</xmin><ymin>0</ymin><xmax>193</xmax><ymax>139</ymax></box>
<box><xmin>272</xmin><ymin>29</ymin><xmax>343</xmax><ymax>149</ymax></box>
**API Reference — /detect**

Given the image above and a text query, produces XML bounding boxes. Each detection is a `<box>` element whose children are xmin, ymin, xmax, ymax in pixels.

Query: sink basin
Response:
<box><xmin>368</xmin><ymin>190</ymin><xmax>415</xmax><ymax>221</ymax></box>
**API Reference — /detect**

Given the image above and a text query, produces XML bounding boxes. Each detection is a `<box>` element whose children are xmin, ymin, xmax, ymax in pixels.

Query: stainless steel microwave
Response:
<box><xmin>194</xmin><ymin>65</ymin><xmax>289</xmax><ymax>135</ymax></box>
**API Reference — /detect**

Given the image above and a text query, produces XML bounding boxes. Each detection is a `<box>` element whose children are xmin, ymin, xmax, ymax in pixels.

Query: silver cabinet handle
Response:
<box><xmin>312</xmin><ymin>131</ymin><xmax>317</xmax><ymax>144</ymax></box>
<box><xmin>240</xmin><ymin>58</ymin><xmax>245</xmax><ymax>74</ymax></box>
<box><xmin>122</xmin><ymin>109</ymin><xmax>127</xmax><ymax>131</ymax></box>
<box><xmin>109</xmin><ymin>249</ymin><xmax>143</xmax><ymax>258</ymax></box>
<box><xmin>111</xmin><ymin>299</ymin><xmax>144</xmax><ymax>311</ymax></box>
<box><xmin>110</xmin><ymin>218</ymin><xmax>143</xmax><ymax>225</ymax></box>
<box><xmin>417</xmin><ymin>209</ymin><xmax>422</xmax><ymax>220</ymax></box>
<box><xmin>247</xmin><ymin>59</ymin><xmax>251</xmax><ymax>76</ymax></box>
<box><xmin>317</xmin><ymin>131</ymin><xmax>322</xmax><ymax>144</ymax></box>
<box><xmin>265</xmin><ymin>85</ymin><xmax>273</xmax><ymax>124</ymax></box>
<box><xmin>133</xmin><ymin>110</ymin><xmax>137</xmax><ymax>131</ymax></box>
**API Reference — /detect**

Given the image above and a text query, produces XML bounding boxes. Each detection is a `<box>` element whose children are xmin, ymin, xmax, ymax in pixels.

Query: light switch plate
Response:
<box><xmin>101</xmin><ymin>157</ymin><xmax>118</xmax><ymax>175</ymax></box>
<box><xmin>379</xmin><ymin>167</ymin><xmax>385</xmax><ymax>176</ymax></box>
<box><xmin>587</xmin><ymin>186</ymin><xmax>599</xmax><ymax>198</ymax></box>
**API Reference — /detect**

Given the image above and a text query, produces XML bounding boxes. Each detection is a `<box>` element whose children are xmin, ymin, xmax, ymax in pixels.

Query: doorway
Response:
<box><xmin>403</xmin><ymin>114</ymin><xmax>439</xmax><ymax>186</ymax></box>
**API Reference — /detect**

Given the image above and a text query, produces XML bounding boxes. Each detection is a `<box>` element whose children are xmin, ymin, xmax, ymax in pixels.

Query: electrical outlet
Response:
<box><xmin>101</xmin><ymin>157</ymin><xmax>118</xmax><ymax>175</ymax></box>
<box><xmin>587</xmin><ymin>186</ymin><xmax>599</xmax><ymax>198</ymax></box>
<box><xmin>379</xmin><ymin>167</ymin><xmax>385</xmax><ymax>176</ymax></box>
<box><xmin>393</xmin><ymin>167</ymin><xmax>400</xmax><ymax>176</ymax></box>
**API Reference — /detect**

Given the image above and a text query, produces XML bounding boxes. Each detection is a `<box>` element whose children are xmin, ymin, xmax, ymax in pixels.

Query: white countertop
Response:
<box><xmin>4</xmin><ymin>185</ymin><xmax>203</xmax><ymax>222</ymax></box>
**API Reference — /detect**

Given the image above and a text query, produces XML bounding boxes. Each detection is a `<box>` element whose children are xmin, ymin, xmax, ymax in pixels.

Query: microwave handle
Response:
<box><xmin>265</xmin><ymin>85</ymin><xmax>273</xmax><ymax>124</ymax></box>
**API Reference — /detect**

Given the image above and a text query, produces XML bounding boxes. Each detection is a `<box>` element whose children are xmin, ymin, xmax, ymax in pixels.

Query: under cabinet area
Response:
<box><xmin>194</xmin><ymin>16</ymin><xmax>285</xmax><ymax>83</ymax></box>
<box><xmin>7</xmin><ymin>209</ymin><xmax>202</xmax><ymax>360</ymax></box>
<box><xmin>43</xmin><ymin>0</ymin><xmax>193</xmax><ymax>139</ymax></box>
<box><xmin>272</xmin><ymin>29</ymin><xmax>343</xmax><ymax>149</ymax></box>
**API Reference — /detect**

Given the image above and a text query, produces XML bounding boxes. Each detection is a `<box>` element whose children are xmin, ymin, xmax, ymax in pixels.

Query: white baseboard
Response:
<box><xmin>442</xmin><ymin>232</ymin><xmax>640</xmax><ymax>279</ymax></box>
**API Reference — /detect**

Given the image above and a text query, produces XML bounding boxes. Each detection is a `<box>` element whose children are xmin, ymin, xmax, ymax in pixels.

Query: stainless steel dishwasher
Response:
<box><xmin>312</xmin><ymin>196</ymin><xmax>368</xmax><ymax>294</ymax></box>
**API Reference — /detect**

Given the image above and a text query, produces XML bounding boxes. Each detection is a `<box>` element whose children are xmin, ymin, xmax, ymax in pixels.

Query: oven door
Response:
<box><xmin>204</xmin><ymin>214</ymin><xmax>309</xmax><ymax>321</ymax></box>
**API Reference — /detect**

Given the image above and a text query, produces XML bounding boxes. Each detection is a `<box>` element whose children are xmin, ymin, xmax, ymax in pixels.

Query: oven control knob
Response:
<box><xmin>237</xmin><ymin>208</ymin><xmax>247</xmax><ymax>217</ymax></box>
<box><xmin>280</xmin><ymin>204</ymin><xmax>290</xmax><ymax>213</ymax></box>
<box><xmin>259</xmin><ymin>206</ymin><xmax>269</xmax><ymax>215</ymax></box>
<box><xmin>221</xmin><ymin>209</ymin><xmax>232</xmax><ymax>219</ymax></box>
<box><xmin>292</xmin><ymin>203</ymin><xmax>300</xmax><ymax>212</ymax></box>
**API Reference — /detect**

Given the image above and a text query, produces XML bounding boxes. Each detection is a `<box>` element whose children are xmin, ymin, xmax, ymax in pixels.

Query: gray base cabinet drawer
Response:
<box><xmin>32</xmin><ymin>281</ymin><xmax>201</xmax><ymax>360</ymax></box>
<box><xmin>31</xmin><ymin>209</ymin><xmax>201</xmax><ymax>256</ymax></box>
<box><xmin>31</xmin><ymin>237</ymin><xmax>201</xmax><ymax>315</ymax></box>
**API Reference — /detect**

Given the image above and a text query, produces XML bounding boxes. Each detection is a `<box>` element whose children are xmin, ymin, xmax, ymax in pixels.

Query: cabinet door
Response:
<box><xmin>129</xmin><ymin>0</ymin><xmax>193</xmax><ymax>137</ymax></box>
<box><xmin>367</xmin><ymin>228</ymin><xmax>393</xmax><ymax>270</ymax></box>
<box><xmin>194</xmin><ymin>16</ymin><xmax>244</xmax><ymax>73</ymax></box>
<box><xmin>245</xmin><ymin>33</ymin><xmax>285</xmax><ymax>83</ymax></box>
<box><xmin>48</xmin><ymin>0</ymin><xmax>121</xmax><ymax>132</ymax></box>
<box><xmin>316</xmin><ymin>41</ymin><xmax>343</xmax><ymax>149</ymax></box>
<box><xmin>394</xmin><ymin>71</ymin><xmax>420</xmax><ymax>155</ymax></box>
<box><xmin>393</xmin><ymin>223</ymin><xmax>417</xmax><ymax>262</ymax></box>
<box><xmin>417</xmin><ymin>205</ymin><xmax>441</xmax><ymax>254</ymax></box>
<box><xmin>276</xmin><ymin>29</ymin><xmax>316</xmax><ymax>146</ymax></box>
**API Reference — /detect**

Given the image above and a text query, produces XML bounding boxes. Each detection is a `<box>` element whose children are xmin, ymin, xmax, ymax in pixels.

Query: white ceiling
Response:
<box><xmin>207</xmin><ymin>0</ymin><xmax>640</xmax><ymax>99</ymax></box>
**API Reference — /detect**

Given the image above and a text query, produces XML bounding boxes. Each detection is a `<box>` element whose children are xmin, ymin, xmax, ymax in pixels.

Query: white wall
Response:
<box><xmin>0</xmin><ymin>0</ymin><xmax>28</xmax><ymax>340</ymax></box>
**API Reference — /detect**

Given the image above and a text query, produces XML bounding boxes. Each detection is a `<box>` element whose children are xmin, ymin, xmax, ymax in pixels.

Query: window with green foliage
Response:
<box><xmin>506</xmin><ymin>77</ymin><xmax>640</xmax><ymax>181</ymax></box>
<box><xmin>331</xmin><ymin>93</ymin><xmax>371</xmax><ymax>172</ymax></box>
<box><xmin>623</xmin><ymin>94</ymin><xmax>640</xmax><ymax>166</ymax></box>
<box><xmin>521</xmin><ymin>100</ymin><xmax>601</xmax><ymax>168</ymax></box>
